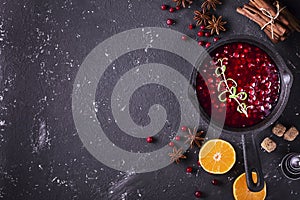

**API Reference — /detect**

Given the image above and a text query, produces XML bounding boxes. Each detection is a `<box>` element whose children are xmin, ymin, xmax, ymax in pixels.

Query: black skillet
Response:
<box><xmin>189</xmin><ymin>36</ymin><xmax>293</xmax><ymax>192</ymax></box>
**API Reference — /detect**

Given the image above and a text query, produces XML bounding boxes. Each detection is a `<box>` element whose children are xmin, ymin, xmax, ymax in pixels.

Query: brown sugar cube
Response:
<box><xmin>272</xmin><ymin>123</ymin><xmax>286</xmax><ymax>137</ymax></box>
<box><xmin>261</xmin><ymin>137</ymin><xmax>277</xmax><ymax>153</ymax></box>
<box><xmin>283</xmin><ymin>127</ymin><xmax>299</xmax><ymax>141</ymax></box>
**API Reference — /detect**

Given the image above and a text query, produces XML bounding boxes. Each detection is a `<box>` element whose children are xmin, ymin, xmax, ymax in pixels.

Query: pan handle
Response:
<box><xmin>241</xmin><ymin>134</ymin><xmax>264</xmax><ymax>192</ymax></box>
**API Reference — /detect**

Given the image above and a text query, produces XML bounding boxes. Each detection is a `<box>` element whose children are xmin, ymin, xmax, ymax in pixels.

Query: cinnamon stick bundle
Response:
<box><xmin>236</xmin><ymin>0</ymin><xmax>300</xmax><ymax>43</ymax></box>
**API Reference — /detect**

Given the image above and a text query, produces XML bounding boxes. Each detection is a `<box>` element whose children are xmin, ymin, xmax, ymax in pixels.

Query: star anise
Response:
<box><xmin>201</xmin><ymin>0</ymin><xmax>221</xmax><ymax>11</ymax></box>
<box><xmin>193</xmin><ymin>9</ymin><xmax>211</xmax><ymax>26</ymax></box>
<box><xmin>168</xmin><ymin>147</ymin><xmax>187</xmax><ymax>164</ymax></box>
<box><xmin>184</xmin><ymin>127</ymin><xmax>205</xmax><ymax>148</ymax></box>
<box><xmin>206</xmin><ymin>15</ymin><xmax>227</xmax><ymax>35</ymax></box>
<box><xmin>173</xmin><ymin>0</ymin><xmax>192</xmax><ymax>8</ymax></box>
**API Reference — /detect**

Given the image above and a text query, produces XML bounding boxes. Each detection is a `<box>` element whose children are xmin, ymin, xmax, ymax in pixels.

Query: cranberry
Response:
<box><xmin>169</xmin><ymin>7</ymin><xmax>175</xmax><ymax>13</ymax></box>
<box><xmin>200</xmin><ymin>25</ymin><xmax>205</xmax><ymax>30</ymax></box>
<box><xmin>146</xmin><ymin>137</ymin><xmax>153</xmax><ymax>143</ymax></box>
<box><xmin>168</xmin><ymin>141</ymin><xmax>174</xmax><ymax>147</ymax></box>
<box><xmin>205</xmin><ymin>42</ymin><xmax>211</xmax><ymax>48</ymax></box>
<box><xmin>211</xmin><ymin>179</ymin><xmax>218</xmax><ymax>185</ymax></box>
<box><xmin>175</xmin><ymin>136</ymin><xmax>180</xmax><ymax>141</ymax></box>
<box><xmin>175</xmin><ymin>5</ymin><xmax>180</xmax><ymax>10</ymax></box>
<box><xmin>181</xmin><ymin>35</ymin><xmax>187</xmax><ymax>40</ymax></box>
<box><xmin>197</xmin><ymin>161</ymin><xmax>201</xmax><ymax>166</ymax></box>
<box><xmin>161</xmin><ymin>4</ymin><xmax>167</xmax><ymax>10</ymax></box>
<box><xmin>197</xmin><ymin>31</ymin><xmax>204</xmax><ymax>37</ymax></box>
<box><xmin>194</xmin><ymin>191</ymin><xmax>202</xmax><ymax>198</ymax></box>
<box><xmin>181</xmin><ymin>126</ymin><xmax>187</xmax><ymax>132</ymax></box>
<box><xmin>166</xmin><ymin>19</ymin><xmax>174</xmax><ymax>25</ymax></box>
<box><xmin>188</xmin><ymin>24</ymin><xmax>194</xmax><ymax>30</ymax></box>
<box><xmin>186</xmin><ymin>167</ymin><xmax>193</xmax><ymax>173</ymax></box>
<box><xmin>198</xmin><ymin>41</ymin><xmax>204</xmax><ymax>46</ymax></box>
<box><xmin>205</xmin><ymin>32</ymin><xmax>211</xmax><ymax>37</ymax></box>
<box><xmin>213</xmin><ymin>37</ymin><xmax>219</xmax><ymax>42</ymax></box>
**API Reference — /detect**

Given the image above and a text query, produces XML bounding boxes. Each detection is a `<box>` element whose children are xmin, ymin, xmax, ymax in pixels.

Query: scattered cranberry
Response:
<box><xmin>175</xmin><ymin>136</ymin><xmax>180</xmax><ymax>141</ymax></box>
<box><xmin>200</xmin><ymin>25</ymin><xmax>205</xmax><ymax>30</ymax></box>
<box><xmin>161</xmin><ymin>4</ymin><xmax>167</xmax><ymax>10</ymax></box>
<box><xmin>175</xmin><ymin>5</ymin><xmax>181</xmax><ymax>10</ymax></box>
<box><xmin>169</xmin><ymin>7</ymin><xmax>175</xmax><ymax>13</ymax></box>
<box><xmin>181</xmin><ymin>35</ymin><xmax>187</xmax><ymax>41</ymax></box>
<box><xmin>213</xmin><ymin>37</ymin><xmax>219</xmax><ymax>42</ymax></box>
<box><xmin>186</xmin><ymin>167</ymin><xmax>193</xmax><ymax>173</ymax></box>
<box><xmin>194</xmin><ymin>191</ymin><xmax>202</xmax><ymax>198</ymax></box>
<box><xmin>168</xmin><ymin>141</ymin><xmax>174</xmax><ymax>147</ymax></box>
<box><xmin>197</xmin><ymin>31</ymin><xmax>204</xmax><ymax>37</ymax></box>
<box><xmin>198</xmin><ymin>41</ymin><xmax>204</xmax><ymax>46</ymax></box>
<box><xmin>166</xmin><ymin>19</ymin><xmax>174</xmax><ymax>25</ymax></box>
<box><xmin>188</xmin><ymin>24</ymin><xmax>194</xmax><ymax>30</ymax></box>
<box><xmin>146</xmin><ymin>137</ymin><xmax>153</xmax><ymax>143</ymax></box>
<box><xmin>211</xmin><ymin>179</ymin><xmax>218</xmax><ymax>185</ymax></box>
<box><xmin>205</xmin><ymin>32</ymin><xmax>211</xmax><ymax>37</ymax></box>
<box><xmin>181</xmin><ymin>126</ymin><xmax>187</xmax><ymax>132</ymax></box>
<box><xmin>205</xmin><ymin>42</ymin><xmax>211</xmax><ymax>48</ymax></box>
<box><xmin>197</xmin><ymin>161</ymin><xmax>201</xmax><ymax>166</ymax></box>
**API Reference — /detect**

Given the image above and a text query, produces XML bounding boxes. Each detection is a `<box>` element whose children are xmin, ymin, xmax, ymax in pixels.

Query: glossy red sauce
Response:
<box><xmin>196</xmin><ymin>42</ymin><xmax>280</xmax><ymax>128</ymax></box>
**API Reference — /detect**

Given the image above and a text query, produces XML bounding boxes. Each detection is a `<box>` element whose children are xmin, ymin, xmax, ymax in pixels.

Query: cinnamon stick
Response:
<box><xmin>250</xmin><ymin>0</ymin><xmax>290</xmax><ymax>28</ymax></box>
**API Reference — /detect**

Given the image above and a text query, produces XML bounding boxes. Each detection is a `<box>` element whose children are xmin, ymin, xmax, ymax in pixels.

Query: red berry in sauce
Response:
<box><xmin>175</xmin><ymin>136</ymin><xmax>180</xmax><ymax>141</ymax></box>
<box><xmin>200</xmin><ymin>25</ymin><xmax>205</xmax><ymax>30</ymax></box>
<box><xmin>168</xmin><ymin>141</ymin><xmax>174</xmax><ymax>147</ymax></box>
<box><xmin>181</xmin><ymin>126</ymin><xmax>187</xmax><ymax>132</ymax></box>
<box><xmin>175</xmin><ymin>5</ymin><xmax>180</xmax><ymax>10</ymax></box>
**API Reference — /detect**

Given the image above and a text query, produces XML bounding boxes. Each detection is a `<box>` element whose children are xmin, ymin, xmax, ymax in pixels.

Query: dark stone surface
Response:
<box><xmin>0</xmin><ymin>0</ymin><xmax>300</xmax><ymax>199</ymax></box>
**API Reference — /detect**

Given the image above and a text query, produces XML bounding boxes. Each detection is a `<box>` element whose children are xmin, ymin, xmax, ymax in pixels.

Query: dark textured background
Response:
<box><xmin>0</xmin><ymin>0</ymin><xmax>300</xmax><ymax>199</ymax></box>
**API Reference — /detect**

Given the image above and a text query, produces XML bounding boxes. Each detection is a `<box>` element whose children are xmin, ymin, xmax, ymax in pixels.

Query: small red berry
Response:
<box><xmin>186</xmin><ymin>167</ymin><xmax>193</xmax><ymax>173</ymax></box>
<box><xmin>211</xmin><ymin>179</ymin><xmax>218</xmax><ymax>185</ymax></box>
<box><xmin>181</xmin><ymin>126</ymin><xmax>187</xmax><ymax>132</ymax></box>
<box><xmin>198</xmin><ymin>41</ymin><xmax>204</xmax><ymax>46</ymax></box>
<box><xmin>181</xmin><ymin>35</ymin><xmax>187</xmax><ymax>40</ymax></box>
<box><xmin>205</xmin><ymin>32</ymin><xmax>211</xmax><ymax>37</ymax></box>
<box><xmin>197</xmin><ymin>161</ymin><xmax>201</xmax><ymax>166</ymax></box>
<box><xmin>169</xmin><ymin>7</ymin><xmax>175</xmax><ymax>13</ymax></box>
<box><xmin>161</xmin><ymin>4</ymin><xmax>167</xmax><ymax>10</ymax></box>
<box><xmin>194</xmin><ymin>191</ymin><xmax>202</xmax><ymax>198</ymax></box>
<box><xmin>188</xmin><ymin>24</ymin><xmax>194</xmax><ymax>30</ymax></box>
<box><xmin>205</xmin><ymin>42</ymin><xmax>211</xmax><ymax>48</ymax></box>
<box><xmin>213</xmin><ymin>37</ymin><xmax>219</xmax><ymax>42</ymax></box>
<box><xmin>175</xmin><ymin>136</ymin><xmax>180</xmax><ymax>141</ymax></box>
<box><xmin>175</xmin><ymin>5</ymin><xmax>181</xmax><ymax>10</ymax></box>
<box><xmin>166</xmin><ymin>19</ymin><xmax>174</xmax><ymax>25</ymax></box>
<box><xmin>200</xmin><ymin>25</ymin><xmax>205</xmax><ymax>30</ymax></box>
<box><xmin>168</xmin><ymin>141</ymin><xmax>174</xmax><ymax>147</ymax></box>
<box><xmin>197</xmin><ymin>31</ymin><xmax>204</xmax><ymax>37</ymax></box>
<box><xmin>146</xmin><ymin>137</ymin><xmax>153</xmax><ymax>143</ymax></box>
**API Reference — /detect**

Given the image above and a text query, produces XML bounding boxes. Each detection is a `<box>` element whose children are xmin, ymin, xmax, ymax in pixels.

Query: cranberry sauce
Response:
<box><xmin>196</xmin><ymin>42</ymin><xmax>280</xmax><ymax>128</ymax></box>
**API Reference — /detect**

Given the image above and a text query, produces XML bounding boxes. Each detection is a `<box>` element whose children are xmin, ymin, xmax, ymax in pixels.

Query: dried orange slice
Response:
<box><xmin>198</xmin><ymin>139</ymin><xmax>236</xmax><ymax>174</ymax></box>
<box><xmin>233</xmin><ymin>172</ymin><xmax>267</xmax><ymax>200</ymax></box>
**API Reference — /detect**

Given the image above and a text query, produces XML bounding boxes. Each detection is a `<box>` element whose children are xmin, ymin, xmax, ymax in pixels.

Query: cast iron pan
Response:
<box><xmin>189</xmin><ymin>36</ymin><xmax>293</xmax><ymax>192</ymax></box>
